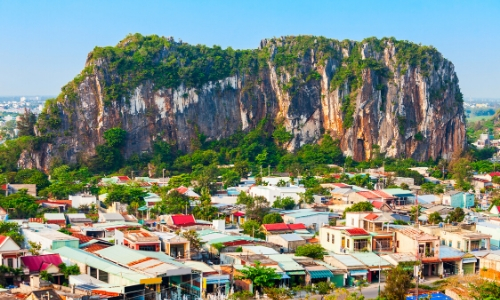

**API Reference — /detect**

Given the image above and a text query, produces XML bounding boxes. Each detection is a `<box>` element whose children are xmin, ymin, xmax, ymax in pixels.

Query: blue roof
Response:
<box><xmin>439</xmin><ymin>246</ymin><xmax>465</xmax><ymax>259</ymax></box>
<box><xmin>406</xmin><ymin>293</ymin><xmax>451</xmax><ymax>300</ymax></box>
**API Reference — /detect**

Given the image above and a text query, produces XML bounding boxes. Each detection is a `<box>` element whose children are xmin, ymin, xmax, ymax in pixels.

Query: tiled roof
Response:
<box><xmin>263</xmin><ymin>223</ymin><xmax>290</xmax><ymax>231</ymax></box>
<box><xmin>364</xmin><ymin>213</ymin><xmax>379</xmax><ymax>221</ymax></box>
<box><xmin>372</xmin><ymin>190</ymin><xmax>397</xmax><ymax>199</ymax></box>
<box><xmin>117</xmin><ymin>176</ymin><xmax>131</xmax><ymax>181</ymax></box>
<box><xmin>83</xmin><ymin>243</ymin><xmax>110</xmax><ymax>253</ymax></box>
<box><xmin>71</xmin><ymin>233</ymin><xmax>94</xmax><ymax>244</ymax></box>
<box><xmin>357</xmin><ymin>191</ymin><xmax>381</xmax><ymax>199</ymax></box>
<box><xmin>176</xmin><ymin>186</ymin><xmax>189</xmax><ymax>194</ymax></box>
<box><xmin>344</xmin><ymin>228</ymin><xmax>370</xmax><ymax>236</ymax></box>
<box><xmin>21</xmin><ymin>254</ymin><xmax>63</xmax><ymax>272</ymax></box>
<box><xmin>371</xmin><ymin>201</ymin><xmax>385</xmax><ymax>209</ymax></box>
<box><xmin>171</xmin><ymin>214</ymin><xmax>196</xmax><ymax>225</ymax></box>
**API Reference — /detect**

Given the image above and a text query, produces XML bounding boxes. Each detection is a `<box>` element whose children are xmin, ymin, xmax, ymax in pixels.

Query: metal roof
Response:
<box><xmin>50</xmin><ymin>246</ymin><xmax>148</xmax><ymax>283</ymax></box>
<box><xmin>327</xmin><ymin>254</ymin><xmax>365</xmax><ymax>267</ymax></box>
<box><xmin>439</xmin><ymin>246</ymin><xmax>465</xmax><ymax>260</ymax></box>
<box><xmin>44</xmin><ymin>213</ymin><xmax>66</xmax><ymax>220</ymax></box>
<box><xmin>242</xmin><ymin>246</ymin><xmax>279</xmax><ymax>255</ymax></box>
<box><xmin>350</xmin><ymin>252</ymin><xmax>392</xmax><ymax>268</ymax></box>
<box><xmin>279</xmin><ymin>233</ymin><xmax>304</xmax><ymax>242</ymax></box>
<box><xmin>284</xmin><ymin>211</ymin><xmax>330</xmax><ymax>218</ymax></box>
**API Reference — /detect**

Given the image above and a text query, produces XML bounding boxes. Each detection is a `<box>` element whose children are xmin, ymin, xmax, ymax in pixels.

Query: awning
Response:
<box><xmin>204</xmin><ymin>275</ymin><xmax>230</xmax><ymax>285</ymax></box>
<box><xmin>308</xmin><ymin>270</ymin><xmax>333</xmax><ymax>279</ymax></box>
<box><xmin>462</xmin><ymin>258</ymin><xmax>478</xmax><ymax>264</ymax></box>
<box><xmin>278</xmin><ymin>272</ymin><xmax>290</xmax><ymax>279</ymax></box>
<box><xmin>287</xmin><ymin>271</ymin><xmax>306</xmax><ymax>276</ymax></box>
<box><xmin>138</xmin><ymin>206</ymin><xmax>148</xmax><ymax>211</ymax></box>
<box><xmin>349</xmin><ymin>270</ymin><xmax>368</xmax><ymax>276</ymax></box>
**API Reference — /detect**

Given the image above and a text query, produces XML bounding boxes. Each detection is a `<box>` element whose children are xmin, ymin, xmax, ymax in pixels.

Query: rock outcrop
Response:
<box><xmin>21</xmin><ymin>34</ymin><xmax>466</xmax><ymax>169</ymax></box>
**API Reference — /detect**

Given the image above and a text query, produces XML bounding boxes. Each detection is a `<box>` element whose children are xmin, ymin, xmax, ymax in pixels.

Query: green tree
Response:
<box><xmin>192</xmin><ymin>187</ymin><xmax>219</xmax><ymax>221</ymax></box>
<box><xmin>409</xmin><ymin>205</ymin><xmax>423</xmax><ymax>222</ymax></box>
<box><xmin>17</xmin><ymin>109</ymin><xmax>37</xmax><ymax>137</ymax></box>
<box><xmin>28</xmin><ymin>241</ymin><xmax>42</xmax><ymax>255</ymax></box>
<box><xmin>314</xmin><ymin>281</ymin><xmax>336</xmax><ymax>300</ymax></box>
<box><xmin>245</xmin><ymin>196</ymin><xmax>270</xmax><ymax>223</ymax></box>
<box><xmin>272</xmin><ymin>196</ymin><xmax>296</xmax><ymax>210</ymax></box>
<box><xmin>380</xmin><ymin>266</ymin><xmax>412</xmax><ymax>300</ymax></box>
<box><xmin>428</xmin><ymin>212</ymin><xmax>443</xmax><ymax>225</ymax></box>
<box><xmin>103</xmin><ymin>127</ymin><xmax>127</xmax><ymax>147</ymax></box>
<box><xmin>237</xmin><ymin>191</ymin><xmax>254</xmax><ymax>206</ymax></box>
<box><xmin>469</xmin><ymin>278</ymin><xmax>500</xmax><ymax>300</ymax></box>
<box><xmin>295</xmin><ymin>244</ymin><xmax>325</xmax><ymax>259</ymax></box>
<box><xmin>242</xmin><ymin>220</ymin><xmax>264</xmax><ymax>239</ymax></box>
<box><xmin>237</xmin><ymin>261</ymin><xmax>281</xmax><ymax>292</ymax></box>
<box><xmin>0</xmin><ymin>190</ymin><xmax>39</xmax><ymax>219</ymax></box>
<box><xmin>14</xmin><ymin>169</ymin><xmax>51</xmax><ymax>189</ymax></box>
<box><xmin>58</xmin><ymin>263</ymin><xmax>80</xmax><ymax>278</ymax></box>
<box><xmin>222</xmin><ymin>170</ymin><xmax>240</xmax><ymax>188</ymax></box>
<box><xmin>182</xmin><ymin>229</ymin><xmax>204</xmax><ymax>252</ymax></box>
<box><xmin>262</xmin><ymin>213</ymin><xmax>283</xmax><ymax>224</ymax></box>
<box><xmin>0</xmin><ymin>221</ymin><xmax>24</xmax><ymax>246</ymax></box>
<box><xmin>102</xmin><ymin>184</ymin><xmax>147</xmax><ymax>206</ymax></box>
<box><xmin>263</xmin><ymin>287</ymin><xmax>293</xmax><ymax>300</ymax></box>
<box><xmin>447</xmin><ymin>207</ymin><xmax>465</xmax><ymax>223</ymax></box>
<box><xmin>40</xmin><ymin>270</ymin><xmax>54</xmax><ymax>282</ymax></box>
<box><xmin>211</xmin><ymin>242</ymin><xmax>225</xmax><ymax>255</ymax></box>
<box><xmin>343</xmin><ymin>202</ymin><xmax>373</xmax><ymax>218</ymax></box>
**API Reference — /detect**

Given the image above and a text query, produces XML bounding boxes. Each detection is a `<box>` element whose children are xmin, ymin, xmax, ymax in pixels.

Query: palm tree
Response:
<box><xmin>130</xmin><ymin>201</ymin><xmax>139</xmax><ymax>217</ymax></box>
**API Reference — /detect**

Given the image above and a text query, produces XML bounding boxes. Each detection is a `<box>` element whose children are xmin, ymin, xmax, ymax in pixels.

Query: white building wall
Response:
<box><xmin>249</xmin><ymin>186</ymin><xmax>305</xmax><ymax>205</ymax></box>
<box><xmin>345</xmin><ymin>212</ymin><xmax>371</xmax><ymax>228</ymax></box>
<box><xmin>319</xmin><ymin>227</ymin><xmax>342</xmax><ymax>253</ymax></box>
<box><xmin>283</xmin><ymin>214</ymin><xmax>329</xmax><ymax>231</ymax></box>
<box><xmin>69</xmin><ymin>194</ymin><xmax>97</xmax><ymax>208</ymax></box>
<box><xmin>22</xmin><ymin>230</ymin><xmax>53</xmax><ymax>250</ymax></box>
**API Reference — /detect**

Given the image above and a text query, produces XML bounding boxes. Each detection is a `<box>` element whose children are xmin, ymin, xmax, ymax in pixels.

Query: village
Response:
<box><xmin>0</xmin><ymin>165</ymin><xmax>498</xmax><ymax>300</ymax></box>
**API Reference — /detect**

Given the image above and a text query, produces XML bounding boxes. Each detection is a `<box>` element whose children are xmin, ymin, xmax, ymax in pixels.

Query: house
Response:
<box><xmin>330</xmin><ymin>187</ymin><xmax>356</xmax><ymax>204</ymax></box>
<box><xmin>476</xmin><ymin>221</ymin><xmax>500</xmax><ymax>248</ymax></box>
<box><xmin>371</xmin><ymin>201</ymin><xmax>393</xmax><ymax>212</ymax></box>
<box><xmin>25</xmin><ymin>289</ymin><xmax>62</xmax><ymax>300</ymax></box>
<box><xmin>319</xmin><ymin>226</ymin><xmax>372</xmax><ymax>254</ymax></box>
<box><xmin>380</xmin><ymin>188</ymin><xmax>415</xmax><ymax>205</ymax></box>
<box><xmin>348</xmin><ymin>191</ymin><xmax>397</xmax><ymax>206</ymax></box>
<box><xmin>151</xmin><ymin>231</ymin><xmax>190</xmax><ymax>259</ymax></box>
<box><xmin>174</xmin><ymin>186</ymin><xmax>200</xmax><ymax>199</ymax></box>
<box><xmin>69</xmin><ymin>193</ymin><xmax>98</xmax><ymax>208</ymax></box>
<box><xmin>282</xmin><ymin>211</ymin><xmax>330</xmax><ymax>231</ymax></box>
<box><xmin>22</xmin><ymin>228</ymin><xmax>80</xmax><ymax>250</ymax></box>
<box><xmin>442</xmin><ymin>191</ymin><xmax>475</xmax><ymax>209</ymax></box>
<box><xmin>350</xmin><ymin>252</ymin><xmax>392</xmax><ymax>283</ymax></box>
<box><xmin>323</xmin><ymin>254</ymin><xmax>367</xmax><ymax>285</ymax></box>
<box><xmin>472</xmin><ymin>177</ymin><xmax>493</xmax><ymax>191</ymax></box>
<box><xmin>490</xmin><ymin>206</ymin><xmax>500</xmax><ymax>215</ymax></box>
<box><xmin>114</xmin><ymin>228</ymin><xmax>162</xmax><ymax>252</ymax></box>
<box><xmin>439</xmin><ymin>246</ymin><xmax>465</xmax><ymax>276</ymax></box>
<box><xmin>394</xmin><ymin>228</ymin><xmax>441</xmax><ymax>277</ymax></box>
<box><xmin>167</xmin><ymin>214</ymin><xmax>197</xmax><ymax>227</ymax></box>
<box><xmin>51</xmin><ymin>246</ymin><xmax>148</xmax><ymax>286</ymax></box>
<box><xmin>261</xmin><ymin>223</ymin><xmax>307</xmax><ymax>235</ymax></box>
<box><xmin>0</xmin><ymin>235</ymin><xmax>25</xmax><ymax>269</ymax></box>
<box><xmin>249</xmin><ymin>185</ymin><xmax>306</xmax><ymax>205</ymax></box>
<box><xmin>44</xmin><ymin>213</ymin><xmax>67</xmax><ymax>227</ymax></box>
<box><xmin>1</xmin><ymin>184</ymin><xmax>37</xmax><ymax>196</ymax></box>
<box><xmin>66</xmin><ymin>213</ymin><xmax>93</xmax><ymax>226</ymax></box>
<box><xmin>21</xmin><ymin>254</ymin><xmax>63</xmax><ymax>275</ymax></box>
<box><xmin>360</xmin><ymin>213</ymin><xmax>395</xmax><ymax>253</ymax></box>
<box><xmin>98</xmin><ymin>213</ymin><xmax>125</xmax><ymax>223</ymax></box>
<box><xmin>266</xmin><ymin>233</ymin><xmax>306</xmax><ymax>252</ymax></box>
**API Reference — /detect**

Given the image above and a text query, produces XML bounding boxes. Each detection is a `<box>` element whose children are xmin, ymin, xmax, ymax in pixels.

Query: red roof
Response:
<box><xmin>371</xmin><ymin>201</ymin><xmax>384</xmax><ymax>209</ymax></box>
<box><xmin>21</xmin><ymin>254</ymin><xmax>63</xmax><ymax>272</ymax></box>
<box><xmin>83</xmin><ymin>243</ymin><xmax>110</xmax><ymax>253</ymax></box>
<box><xmin>356</xmin><ymin>191</ymin><xmax>381</xmax><ymax>200</ymax></box>
<box><xmin>333</xmin><ymin>183</ymin><xmax>350</xmax><ymax>188</ymax></box>
<box><xmin>117</xmin><ymin>176</ymin><xmax>131</xmax><ymax>182</ymax></box>
<box><xmin>71</xmin><ymin>233</ymin><xmax>94</xmax><ymax>244</ymax></box>
<box><xmin>364</xmin><ymin>213</ymin><xmax>379</xmax><ymax>221</ymax></box>
<box><xmin>0</xmin><ymin>235</ymin><xmax>7</xmax><ymax>246</ymax></box>
<box><xmin>490</xmin><ymin>172</ymin><xmax>500</xmax><ymax>177</ymax></box>
<box><xmin>171</xmin><ymin>214</ymin><xmax>196</xmax><ymax>226</ymax></box>
<box><xmin>288</xmin><ymin>223</ymin><xmax>307</xmax><ymax>230</ymax></box>
<box><xmin>372</xmin><ymin>190</ymin><xmax>396</xmax><ymax>199</ymax></box>
<box><xmin>344</xmin><ymin>228</ymin><xmax>370</xmax><ymax>236</ymax></box>
<box><xmin>496</xmin><ymin>206</ymin><xmax>500</xmax><ymax>212</ymax></box>
<box><xmin>176</xmin><ymin>186</ymin><xmax>189</xmax><ymax>194</ymax></box>
<box><xmin>233</xmin><ymin>212</ymin><xmax>245</xmax><ymax>217</ymax></box>
<box><xmin>262</xmin><ymin>223</ymin><xmax>290</xmax><ymax>231</ymax></box>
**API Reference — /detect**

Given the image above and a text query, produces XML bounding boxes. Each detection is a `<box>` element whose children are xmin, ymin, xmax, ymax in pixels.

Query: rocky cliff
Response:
<box><xmin>22</xmin><ymin>34</ymin><xmax>466</xmax><ymax>169</ymax></box>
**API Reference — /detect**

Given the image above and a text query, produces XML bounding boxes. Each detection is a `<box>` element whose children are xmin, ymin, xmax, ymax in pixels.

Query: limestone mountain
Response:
<box><xmin>22</xmin><ymin>34</ymin><xmax>466</xmax><ymax>169</ymax></box>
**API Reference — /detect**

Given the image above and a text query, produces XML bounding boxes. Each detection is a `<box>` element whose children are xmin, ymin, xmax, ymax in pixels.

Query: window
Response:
<box><xmin>139</xmin><ymin>245</ymin><xmax>156</xmax><ymax>251</ymax></box>
<box><xmin>98</xmin><ymin>270</ymin><xmax>109</xmax><ymax>283</ymax></box>
<box><xmin>442</xmin><ymin>240</ymin><xmax>446</xmax><ymax>245</ymax></box>
<box><xmin>351</xmin><ymin>219</ymin><xmax>354</xmax><ymax>226</ymax></box>
<box><xmin>327</xmin><ymin>233</ymin><xmax>329</xmax><ymax>242</ymax></box>
<box><xmin>7</xmin><ymin>258</ymin><xmax>13</xmax><ymax>268</ymax></box>
<box><xmin>457</xmin><ymin>241</ymin><xmax>461</xmax><ymax>249</ymax></box>
<box><xmin>332</xmin><ymin>234</ymin><xmax>335</xmax><ymax>244</ymax></box>
<box><xmin>354</xmin><ymin>240</ymin><xmax>368</xmax><ymax>251</ymax></box>
<box><xmin>347</xmin><ymin>239</ymin><xmax>350</xmax><ymax>248</ymax></box>
<box><xmin>89</xmin><ymin>267</ymin><xmax>98</xmax><ymax>279</ymax></box>
<box><xmin>448</xmin><ymin>240</ymin><xmax>452</xmax><ymax>247</ymax></box>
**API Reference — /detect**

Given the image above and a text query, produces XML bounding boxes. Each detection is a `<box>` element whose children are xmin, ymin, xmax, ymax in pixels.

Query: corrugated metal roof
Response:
<box><xmin>242</xmin><ymin>246</ymin><xmax>279</xmax><ymax>255</ymax></box>
<box><xmin>21</xmin><ymin>254</ymin><xmax>63</xmax><ymax>272</ymax></box>
<box><xmin>439</xmin><ymin>246</ymin><xmax>465</xmax><ymax>259</ymax></box>
<box><xmin>277</xmin><ymin>261</ymin><xmax>304</xmax><ymax>271</ymax></box>
<box><xmin>183</xmin><ymin>261</ymin><xmax>216</xmax><ymax>273</ymax></box>
<box><xmin>327</xmin><ymin>254</ymin><xmax>365</xmax><ymax>267</ymax></box>
<box><xmin>51</xmin><ymin>246</ymin><xmax>148</xmax><ymax>283</ymax></box>
<box><xmin>350</xmin><ymin>252</ymin><xmax>392</xmax><ymax>268</ymax></box>
<box><xmin>285</xmin><ymin>211</ymin><xmax>330</xmax><ymax>218</ymax></box>
<box><xmin>200</xmin><ymin>233</ymin><xmax>228</xmax><ymax>242</ymax></box>
<box><xmin>279</xmin><ymin>233</ymin><xmax>304</xmax><ymax>242</ymax></box>
<box><xmin>44</xmin><ymin>213</ymin><xmax>66</xmax><ymax>220</ymax></box>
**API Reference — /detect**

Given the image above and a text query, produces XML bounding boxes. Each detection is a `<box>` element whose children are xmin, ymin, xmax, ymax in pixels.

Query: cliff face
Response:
<box><xmin>21</xmin><ymin>35</ymin><xmax>466</xmax><ymax>169</ymax></box>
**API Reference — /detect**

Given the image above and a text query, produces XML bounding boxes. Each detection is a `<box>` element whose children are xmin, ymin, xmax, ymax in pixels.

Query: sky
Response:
<box><xmin>0</xmin><ymin>0</ymin><xmax>499</xmax><ymax>98</ymax></box>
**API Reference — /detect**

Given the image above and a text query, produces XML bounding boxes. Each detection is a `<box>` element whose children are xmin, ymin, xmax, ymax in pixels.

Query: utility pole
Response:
<box><xmin>260</xmin><ymin>165</ymin><xmax>263</xmax><ymax>177</ymax></box>
<box><xmin>268</xmin><ymin>165</ymin><xmax>270</xmax><ymax>176</ymax></box>
<box><xmin>4</xmin><ymin>179</ymin><xmax>7</xmax><ymax>197</ymax></box>
<box><xmin>163</xmin><ymin>169</ymin><xmax>166</xmax><ymax>180</ymax></box>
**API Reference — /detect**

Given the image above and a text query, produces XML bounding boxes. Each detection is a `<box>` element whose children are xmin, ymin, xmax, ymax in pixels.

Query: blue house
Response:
<box><xmin>442</xmin><ymin>191</ymin><xmax>474</xmax><ymax>209</ymax></box>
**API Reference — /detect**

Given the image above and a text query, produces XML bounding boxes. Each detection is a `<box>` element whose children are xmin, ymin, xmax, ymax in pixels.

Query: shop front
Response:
<box><xmin>462</xmin><ymin>255</ymin><xmax>477</xmax><ymax>275</ymax></box>
<box><xmin>347</xmin><ymin>269</ymin><xmax>368</xmax><ymax>286</ymax></box>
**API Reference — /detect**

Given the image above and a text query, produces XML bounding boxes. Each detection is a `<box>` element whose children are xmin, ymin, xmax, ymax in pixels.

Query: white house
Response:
<box><xmin>282</xmin><ymin>211</ymin><xmax>329</xmax><ymax>231</ymax></box>
<box><xmin>69</xmin><ymin>194</ymin><xmax>97</xmax><ymax>208</ymax></box>
<box><xmin>0</xmin><ymin>236</ymin><xmax>25</xmax><ymax>269</ymax></box>
<box><xmin>249</xmin><ymin>185</ymin><xmax>306</xmax><ymax>205</ymax></box>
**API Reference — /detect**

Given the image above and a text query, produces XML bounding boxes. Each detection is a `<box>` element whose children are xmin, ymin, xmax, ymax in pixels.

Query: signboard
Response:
<box><xmin>202</xmin><ymin>278</ymin><xmax>207</xmax><ymax>289</ymax></box>
<box><xmin>140</xmin><ymin>277</ymin><xmax>162</xmax><ymax>285</ymax></box>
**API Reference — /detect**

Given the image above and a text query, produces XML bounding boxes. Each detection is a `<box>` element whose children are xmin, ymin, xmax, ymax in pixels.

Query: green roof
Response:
<box><xmin>287</xmin><ymin>271</ymin><xmax>306</xmax><ymax>275</ymax></box>
<box><xmin>50</xmin><ymin>246</ymin><xmax>148</xmax><ymax>283</ymax></box>
<box><xmin>308</xmin><ymin>270</ymin><xmax>333</xmax><ymax>279</ymax></box>
<box><xmin>205</xmin><ymin>236</ymin><xmax>260</xmax><ymax>245</ymax></box>
<box><xmin>381</xmin><ymin>189</ymin><xmax>415</xmax><ymax>197</ymax></box>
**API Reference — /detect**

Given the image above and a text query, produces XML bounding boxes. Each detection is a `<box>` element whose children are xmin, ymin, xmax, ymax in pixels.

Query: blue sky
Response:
<box><xmin>0</xmin><ymin>0</ymin><xmax>499</xmax><ymax>98</ymax></box>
